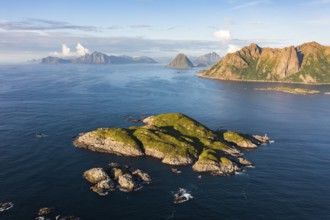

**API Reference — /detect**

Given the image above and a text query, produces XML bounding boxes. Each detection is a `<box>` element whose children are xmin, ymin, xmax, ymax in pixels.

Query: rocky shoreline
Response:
<box><xmin>74</xmin><ymin>113</ymin><xmax>272</xmax><ymax>176</ymax></box>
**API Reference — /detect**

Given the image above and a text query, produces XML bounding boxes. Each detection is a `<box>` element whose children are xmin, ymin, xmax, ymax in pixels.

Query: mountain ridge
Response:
<box><xmin>200</xmin><ymin>41</ymin><xmax>330</xmax><ymax>84</ymax></box>
<box><xmin>40</xmin><ymin>51</ymin><xmax>157</xmax><ymax>65</ymax></box>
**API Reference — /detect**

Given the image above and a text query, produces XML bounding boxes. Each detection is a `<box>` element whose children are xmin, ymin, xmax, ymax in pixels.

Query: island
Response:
<box><xmin>166</xmin><ymin>53</ymin><xmax>194</xmax><ymax>69</ymax></box>
<box><xmin>74</xmin><ymin>113</ymin><xmax>271</xmax><ymax>176</ymax></box>
<box><xmin>199</xmin><ymin>41</ymin><xmax>330</xmax><ymax>84</ymax></box>
<box><xmin>40</xmin><ymin>51</ymin><xmax>157</xmax><ymax>65</ymax></box>
<box><xmin>193</xmin><ymin>52</ymin><xmax>221</xmax><ymax>67</ymax></box>
<box><xmin>255</xmin><ymin>87</ymin><xmax>320</xmax><ymax>95</ymax></box>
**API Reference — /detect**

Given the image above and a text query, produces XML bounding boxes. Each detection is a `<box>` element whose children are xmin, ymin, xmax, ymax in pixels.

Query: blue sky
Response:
<box><xmin>0</xmin><ymin>0</ymin><xmax>330</xmax><ymax>63</ymax></box>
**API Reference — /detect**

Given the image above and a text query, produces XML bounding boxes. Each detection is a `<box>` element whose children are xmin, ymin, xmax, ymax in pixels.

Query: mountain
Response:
<box><xmin>166</xmin><ymin>53</ymin><xmax>194</xmax><ymax>69</ymax></box>
<box><xmin>200</xmin><ymin>42</ymin><xmax>330</xmax><ymax>83</ymax></box>
<box><xmin>40</xmin><ymin>56</ymin><xmax>72</xmax><ymax>64</ymax></box>
<box><xmin>40</xmin><ymin>52</ymin><xmax>157</xmax><ymax>65</ymax></box>
<box><xmin>194</xmin><ymin>52</ymin><xmax>221</xmax><ymax>67</ymax></box>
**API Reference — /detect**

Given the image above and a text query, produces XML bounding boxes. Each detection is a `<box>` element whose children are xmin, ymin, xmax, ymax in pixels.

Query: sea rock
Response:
<box><xmin>0</xmin><ymin>202</ymin><xmax>13</xmax><ymax>212</ymax></box>
<box><xmin>223</xmin><ymin>131</ymin><xmax>257</xmax><ymax>149</ymax></box>
<box><xmin>253</xmin><ymin>134</ymin><xmax>271</xmax><ymax>144</ymax></box>
<box><xmin>132</xmin><ymin>169</ymin><xmax>152</xmax><ymax>183</ymax></box>
<box><xmin>118</xmin><ymin>173</ymin><xmax>138</xmax><ymax>191</ymax></box>
<box><xmin>38</xmin><ymin>207</ymin><xmax>54</xmax><ymax>216</ymax></box>
<box><xmin>90</xmin><ymin>179</ymin><xmax>116</xmax><ymax>196</ymax></box>
<box><xmin>110</xmin><ymin>167</ymin><xmax>124</xmax><ymax>180</ymax></box>
<box><xmin>173</xmin><ymin>188</ymin><xmax>193</xmax><ymax>204</ymax></box>
<box><xmin>83</xmin><ymin>168</ymin><xmax>110</xmax><ymax>184</ymax></box>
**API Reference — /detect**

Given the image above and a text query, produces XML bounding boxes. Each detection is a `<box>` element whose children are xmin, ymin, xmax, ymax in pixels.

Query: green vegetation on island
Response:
<box><xmin>74</xmin><ymin>113</ymin><xmax>271</xmax><ymax>175</ymax></box>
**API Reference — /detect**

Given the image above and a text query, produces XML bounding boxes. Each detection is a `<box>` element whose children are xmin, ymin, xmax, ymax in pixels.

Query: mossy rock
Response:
<box><xmin>223</xmin><ymin>131</ymin><xmax>257</xmax><ymax>149</ymax></box>
<box><xmin>144</xmin><ymin>113</ymin><xmax>216</xmax><ymax>140</ymax></box>
<box><xmin>93</xmin><ymin>128</ymin><xmax>142</xmax><ymax>152</ymax></box>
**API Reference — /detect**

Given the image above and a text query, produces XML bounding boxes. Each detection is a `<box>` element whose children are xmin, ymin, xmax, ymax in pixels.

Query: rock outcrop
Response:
<box><xmin>40</xmin><ymin>52</ymin><xmax>157</xmax><ymax>65</ymax></box>
<box><xmin>194</xmin><ymin>52</ymin><xmax>221</xmax><ymax>67</ymax></box>
<box><xmin>74</xmin><ymin>113</ymin><xmax>271</xmax><ymax>176</ymax></box>
<box><xmin>83</xmin><ymin>163</ymin><xmax>152</xmax><ymax>195</ymax></box>
<box><xmin>74</xmin><ymin>128</ymin><xmax>144</xmax><ymax>157</ymax></box>
<box><xmin>200</xmin><ymin>42</ymin><xmax>330</xmax><ymax>83</ymax></box>
<box><xmin>83</xmin><ymin>168</ymin><xmax>110</xmax><ymax>184</ymax></box>
<box><xmin>166</xmin><ymin>53</ymin><xmax>194</xmax><ymax>69</ymax></box>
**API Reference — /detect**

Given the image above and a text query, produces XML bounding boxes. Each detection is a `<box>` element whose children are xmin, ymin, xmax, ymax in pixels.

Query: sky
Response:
<box><xmin>0</xmin><ymin>0</ymin><xmax>330</xmax><ymax>63</ymax></box>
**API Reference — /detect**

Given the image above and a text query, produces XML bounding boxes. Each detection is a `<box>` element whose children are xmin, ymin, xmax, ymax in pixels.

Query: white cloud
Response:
<box><xmin>62</xmin><ymin>44</ymin><xmax>71</xmax><ymax>56</ymax></box>
<box><xmin>76</xmin><ymin>43</ymin><xmax>89</xmax><ymax>56</ymax></box>
<box><xmin>54</xmin><ymin>43</ymin><xmax>89</xmax><ymax>57</ymax></box>
<box><xmin>227</xmin><ymin>44</ymin><xmax>241</xmax><ymax>53</ymax></box>
<box><xmin>213</xmin><ymin>30</ymin><xmax>232</xmax><ymax>42</ymax></box>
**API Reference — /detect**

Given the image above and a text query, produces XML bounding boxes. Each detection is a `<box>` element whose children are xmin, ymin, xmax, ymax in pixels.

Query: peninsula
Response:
<box><xmin>199</xmin><ymin>42</ymin><xmax>330</xmax><ymax>84</ymax></box>
<box><xmin>74</xmin><ymin>113</ymin><xmax>271</xmax><ymax>176</ymax></box>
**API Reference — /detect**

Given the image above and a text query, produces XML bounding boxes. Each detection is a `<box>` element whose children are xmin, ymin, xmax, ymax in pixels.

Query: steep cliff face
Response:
<box><xmin>166</xmin><ymin>53</ymin><xmax>194</xmax><ymax>69</ymax></box>
<box><xmin>202</xmin><ymin>42</ymin><xmax>330</xmax><ymax>83</ymax></box>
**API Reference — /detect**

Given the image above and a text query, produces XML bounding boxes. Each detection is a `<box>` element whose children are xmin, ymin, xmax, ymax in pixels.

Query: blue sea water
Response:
<box><xmin>0</xmin><ymin>64</ymin><xmax>330</xmax><ymax>220</ymax></box>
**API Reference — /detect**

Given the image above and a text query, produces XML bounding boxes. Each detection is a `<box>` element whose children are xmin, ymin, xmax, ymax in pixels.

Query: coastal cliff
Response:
<box><xmin>200</xmin><ymin>42</ymin><xmax>330</xmax><ymax>83</ymax></box>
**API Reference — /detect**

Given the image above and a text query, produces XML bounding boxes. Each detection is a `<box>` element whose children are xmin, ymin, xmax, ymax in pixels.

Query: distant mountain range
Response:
<box><xmin>193</xmin><ymin>52</ymin><xmax>221</xmax><ymax>67</ymax></box>
<box><xmin>166</xmin><ymin>52</ymin><xmax>221</xmax><ymax>69</ymax></box>
<box><xmin>200</xmin><ymin>42</ymin><xmax>330</xmax><ymax>84</ymax></box>
<box><xmin>40</xmin><ymin>51</ymin><xmax>157</xmax><ymax>65</ymax></box>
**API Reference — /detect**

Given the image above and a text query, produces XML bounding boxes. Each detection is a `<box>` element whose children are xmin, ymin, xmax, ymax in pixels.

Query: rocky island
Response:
<box><xmin>255</xmin><ymin>87</ymin><xmax>320</xmax><ymax>95</ymax></box>
<box><xmin>194</xmin><ymin>52</ymin><xmax>221</xmax><ymax>67</ymax></box>
<box><xmin>166</xmin><ymin>53</ymin><xmax>194</xmax><ymax>69</ymax></box>
<box><xmin>199</xmin><ymin>42</ymin><xmax>330</xmax><ymax>84</ymax></box>
<box><xmin>74</xmin><ymin>113</ymin><xmax>271</xmax><ymax>176</ymax></box>
<box><xmin>40</xmin><ymin>51</ymin><xmax>157</xmax><ymax>65</ymax></box>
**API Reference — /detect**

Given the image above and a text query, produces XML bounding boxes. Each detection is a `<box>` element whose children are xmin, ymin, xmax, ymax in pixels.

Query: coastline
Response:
<box><xmin>196</xmin><ymin>73</ymin><xmax>330</xmax><ymax>86</ymax></box>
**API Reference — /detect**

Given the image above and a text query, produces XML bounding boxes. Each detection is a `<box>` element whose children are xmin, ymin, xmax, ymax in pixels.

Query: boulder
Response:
<box><xmin>90</xmin><ymin>179</ymin><xmax>116</xmax><ymax>196</ymax></box>
<box><xmin>132</xmin><ymin>169</ymin><xmax>152</xmax><ymax>183</ymax></box>
<box><xmin>83</xmin><ymin>168</ymin><xmax>110</xmax><ymax>184</ymax></box>
<box><xmin>118</xmin><ymin>174</ymin><xmax>138</xmax><ymax>191</ymax></box>
<box><xmin>110</xmin><ymin>167</ymin><xmax>124</xmax><ymax>180</ymax></box>
<box><xmin>38</xmin><ymin>207</ymin><xmax>54</xmax><ymax>216</ymax></box>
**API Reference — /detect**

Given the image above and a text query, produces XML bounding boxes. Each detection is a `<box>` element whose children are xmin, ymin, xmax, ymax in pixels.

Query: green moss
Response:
<box><xmin>197</xmin><ymin>149</ymin><xmax>219</xmax><ymax>163</ymax></box>
<box><xmin>133</xmin><ymin>126</ymin><xmax>199</xmax><ymax>158</ymax></box>
<box><xmin>148</xmin><ymin>113</ymin><xmax>216</xmax><ymax>140</ymax></box>
<box><xmin>93</xmin><ymin>128</ymin><xmax>141</xmax><ymax>150</ymax></box>
<box><xmin>220</xmin><ymin>157</ymin><xmax>232</xmax><ymax>166</ymax></box>
<box><xmin>223</xmin><ymin>131</ymin><xmax>246</xmax><ymax>143</ymax></box>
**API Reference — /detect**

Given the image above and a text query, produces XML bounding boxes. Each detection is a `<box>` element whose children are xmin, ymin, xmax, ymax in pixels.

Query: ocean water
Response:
<box><xmin>0</xmin><ymin>64</ymin><xmax>330</xmax><ymax>220</ymax></box>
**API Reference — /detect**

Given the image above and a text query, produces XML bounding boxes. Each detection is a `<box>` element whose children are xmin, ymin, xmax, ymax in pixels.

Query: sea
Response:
<box><xmin>0</xmin><ymin>63</ymin><xmax>329</xmax><ymax>220</ymax></box>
